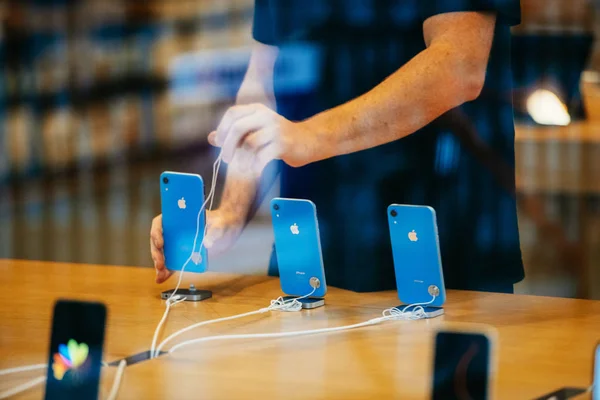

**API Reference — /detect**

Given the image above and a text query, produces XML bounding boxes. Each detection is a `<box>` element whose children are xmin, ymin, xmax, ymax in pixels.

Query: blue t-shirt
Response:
<box><xmin>254</xmin><ymin>0</ymin><xmax>524</xmax><ymax>292</ymax></box>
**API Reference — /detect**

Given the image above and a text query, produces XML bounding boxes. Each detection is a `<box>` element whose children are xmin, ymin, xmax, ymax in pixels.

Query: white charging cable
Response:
<box><xmin>0</xmin><ymin>376</ymin><xmax>46</xmax><ymax>400</ymax></box>
<box><xmin>381</xmin><ymin>295</ymin><xmax>437</xmax><ymax>321</ymax></box>
<box><xmin>265</xmin><ymin>286</ymin><xmax>317</xmax><ymax>313</ymax></box>
<box><xmin>586</xmin><ymin>384</ymin><xmax>594</xmax><ymax>393</ymax></box>
<box><xmin>149</xmin><ymin>151</ymin><xmax>224</xmax><ymax>358</ymax></box>
<box><xmin>0</xmin><ymin>361</ymin><xmax>126</xmax><ymax>400</ymax></box>
<box><xmin>0</xmin><ymin>361</ymin><xmax>110</xmax><ymax>377</ymax></box>
<box><xmin>167</xmin><ymin>296</ymin><xmax>437</xmax><ymax>355</ymax></box>
<box><xmin>106</xmin><ymin>360</ymin><xmax>126</xmax><ymax>400</ymax></box>
<box><xmin>0</xmin><ymin>364</ymin><xmax>47</xmax><ymax>376</ymax></box>
<box><xmin>0</xmin><ymin>362</ymin><xmax>48</xmax><ymax>399</ymax></box>
<box><xmin>153</xmin><ymin>286</ymin><xmax>318</xmax><ymax>357</ymax></box>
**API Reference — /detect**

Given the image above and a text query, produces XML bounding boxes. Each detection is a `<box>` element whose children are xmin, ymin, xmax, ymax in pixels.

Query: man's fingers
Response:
<box><xmin>215</xmin><ymin>104</ymin><xmax>257</xmax><ymax>147</ymax></box>
<box><xmin>150</xmin><ymin>232</ymin><xmax>163</xmax><ymax>250</ymax></box>
<box><xmin>150</xmin><ymin>238</ymin><xmax>165</xmax><ymax>270</ymax></box>
<box><xmin>156</xmin><ymin>268</ymin><xmax>173</xmax><ymax>284</ymax></box>
<box><xmin>222</xmin><ymin>115</ymin><xmax>266</xmax><ymax>163</ymax></box>
<box><xmin>208</xmin><ymin>131</ymin><xmax>218</xmax><ymax>146</ymax></box>
<box><xmin>151</xmin><ymin>216</ymin><xmax>163</xmax><ymax>249</ymax></box>
<box><xmin>150</xmin><ymin>213</ymin><xmax>170</xmax><ymax>284</ymax></box>
<box><xmin>241</xmin><ymin>128</ymin><xmax>275</xmax><ymax>153</ymax></box>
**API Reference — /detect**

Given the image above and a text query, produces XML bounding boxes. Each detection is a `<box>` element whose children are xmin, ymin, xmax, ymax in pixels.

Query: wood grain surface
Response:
<box><xmin>0</xmin><ymin>260</ymin><xmax>598</xmax><ymax>399</ymax></box>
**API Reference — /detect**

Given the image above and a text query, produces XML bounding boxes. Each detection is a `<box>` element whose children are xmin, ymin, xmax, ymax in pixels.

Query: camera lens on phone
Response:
<box><xmin>390</xmin><ymin>210</ymin><xmax>397</xmax><ymax>217</ymax></box>
<box><xmin>273</xmin><ymin>204</ymin><xmax>280</xmax><ymax>211</ymax></box>
<box><xmin>163</xmin><ymin>177</ymin><xmax>169</xmax><ymax>184</ymax></box>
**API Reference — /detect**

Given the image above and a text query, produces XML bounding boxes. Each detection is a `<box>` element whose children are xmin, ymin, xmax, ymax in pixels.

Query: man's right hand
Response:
<box><xmin>150</xmin><ymin>214</ymin><xmax>171</xmax><ymax>284</ymax></box>
<box><xmin>150</xmin><ymin>210</ymin><xmax>246</xmax><ymax>284</ymax></box>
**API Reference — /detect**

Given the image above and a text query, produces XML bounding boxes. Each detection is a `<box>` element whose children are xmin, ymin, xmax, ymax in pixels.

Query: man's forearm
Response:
<box><xmin>301</xmin><ymin>18</ymin><xmax>494</xmax><ymax>164</ymax></box>
<box><xmin>216</xmin><ymin>43</ymin><xmax>278</xmax><ymax>221</ymax></box>
<box><xmin>218</xmin><ymin>166</ymin><xmax>260</xmax><ymax>218</ymax></box>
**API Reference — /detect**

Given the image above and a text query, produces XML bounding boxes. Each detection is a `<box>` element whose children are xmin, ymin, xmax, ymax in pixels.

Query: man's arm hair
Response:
<box><xmin>300</xmin><ymin>12</ymin><xmax>497</xmax><ymax>164</ymax></box>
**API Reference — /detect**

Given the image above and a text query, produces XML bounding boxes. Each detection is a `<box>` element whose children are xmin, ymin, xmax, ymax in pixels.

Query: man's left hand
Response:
<box><xmin>208</xmin><ymin>103</ymin><xmax>318</xmax><ymax>173</ymax></box>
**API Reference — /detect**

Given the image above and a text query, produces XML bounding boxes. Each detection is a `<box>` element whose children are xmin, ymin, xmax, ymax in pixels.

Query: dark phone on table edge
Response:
<box><xmin>432</xmin><ymin>330</ymin><xmax>491</xmax><ymax>400</ymax></box>
<box><xmin>44</xmin><ymin>300</ymin><xmax>107</xmax><ymax>400</ymax></box>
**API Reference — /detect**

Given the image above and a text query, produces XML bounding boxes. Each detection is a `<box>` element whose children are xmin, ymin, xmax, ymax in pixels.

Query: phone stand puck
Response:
<box><xmin>161</xmin><ymin>285</ymin><xmax>212</xmax><ymax>302</ymax></box>
<box><xmin>393</xmin><ymin>305</ymin><xmax>444</xmax><ymax>319</ymax></box>
<box><xmin>282</xmin><ymin>296</ymin><xmax>325</xmax><ymax>309</ymax></box>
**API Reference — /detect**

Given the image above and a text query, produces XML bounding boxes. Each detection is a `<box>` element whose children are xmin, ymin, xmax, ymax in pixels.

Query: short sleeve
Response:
<box><xmin>252</xmin><ymin>0</ymin><xmax>277</xmax><ymax>45</ymax></box>
<box><xmin>420</xmin><ymin>0</ymin><xmax>521</xmax><ymax>26</ymax></box>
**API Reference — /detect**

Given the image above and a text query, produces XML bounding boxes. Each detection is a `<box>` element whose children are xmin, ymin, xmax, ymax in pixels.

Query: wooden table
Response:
<box><xmin>1</xmin><ymin>260</ymin><xmax>598</xmax><ymax>399</ymax></box>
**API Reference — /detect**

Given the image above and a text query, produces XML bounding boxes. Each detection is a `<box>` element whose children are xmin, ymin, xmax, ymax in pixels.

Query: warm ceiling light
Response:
<box><xmin>526</xmin><ymin>89</ymin><xmax>571</xmax><ymax>126</ymax></box>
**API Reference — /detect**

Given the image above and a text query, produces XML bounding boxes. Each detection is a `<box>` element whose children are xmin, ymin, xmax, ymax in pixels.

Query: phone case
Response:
<box><xmin>387</xmin><ymin>204</ymin><xmax>446</xmax><ymax>307</ymax></box>
<box><xmin>270</xmin><ymin>198</ymin><xmax>327</xmax><ymax>297</ymax></box>
<box><xmin>160</xmin><ymin>171</ymin><xmax>208</xmax><ymax>273</ymax></box>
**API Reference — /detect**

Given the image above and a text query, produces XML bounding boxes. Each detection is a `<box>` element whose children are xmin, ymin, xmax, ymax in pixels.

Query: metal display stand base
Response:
<box><xmin>282</xmin><ymin>296</ymin><xmax>325</xmax><ymax>309</ymax></box>
<box><xmin>393</xmin><ymin>305</ymin><xmax>445</xmax><ymax>319</ymax></box>
<box><xmin>161</xmin><ymin>284</ymin><xmax>212</xmax><ymax>302</ymax></box>
<box><xmin>107</xmin><ymin>350</ymin><xmax>167</xmax><ymax>366</ymax></box>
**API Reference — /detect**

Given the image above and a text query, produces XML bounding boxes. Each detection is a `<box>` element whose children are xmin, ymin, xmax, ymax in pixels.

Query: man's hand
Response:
<box><xmin>150</xmin><ymin>210</ymin><xmax>246</xmax><ymax>284</ymax></box>
<box><xmin>207</xmin><ymin>103</ymin><xmax>321</xmax><ymax>172</ymax></box>
<box><xmin>150</xmin><ymin>215</ymin><xmax>171</xmax><ymax>284</ymax></box>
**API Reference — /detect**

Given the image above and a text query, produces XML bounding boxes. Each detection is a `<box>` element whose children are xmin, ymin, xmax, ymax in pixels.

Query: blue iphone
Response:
<box><xmin>160</xmin><ymin>171</ymin><xmax>208</xmax><ymax>273</ymax></box>
<box><xmin>270</xmin><ymin>198</ymin><xmax>327</xmax><ymax>298</ymax></box>
<box><xmin>387</xmin><ymin>204</ymin><xmax>446</xmax><ymax>307</ymax></box>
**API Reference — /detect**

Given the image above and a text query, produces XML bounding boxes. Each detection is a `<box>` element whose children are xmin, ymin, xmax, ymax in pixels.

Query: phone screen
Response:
<box><xmin>594</xmin><ymin>344</ymin><xmax>600</xmax><ymax>400</ymax></box>
<box><xmin>432</xmin><ymin>331</ymin><xmax>491</xmax><ymax>400</ymax></box>
<box><xmin>44</xmin><ymin>300</ymin><xmax>107</xmax><ymax>400</ymax></box>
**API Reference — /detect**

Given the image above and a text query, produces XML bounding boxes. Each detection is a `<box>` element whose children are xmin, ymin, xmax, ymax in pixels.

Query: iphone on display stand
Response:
<box><xmin>160</xmin><ymin>171</ymin><xmax>211</xmax><ymax>301</ymax></box>
<box><xmin>270</xmin><ymin>198</ymin><xmax>327</xmax><ymax>309</ymax></box>
<box><xmin>387</xmin><ymin>204</ymin><xmax>446</xmax><ymax>318</ymax></box>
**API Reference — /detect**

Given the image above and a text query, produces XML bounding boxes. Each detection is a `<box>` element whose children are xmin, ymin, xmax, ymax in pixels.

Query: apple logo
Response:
<box><xmin>178</xmin><ymin>197</ymin><xmax>187</xmax><ymax>210</ymax></box>
<box><xmin>290</xmin><ymin>223</ymin><xmax>300</xmax><ymax>235</ymax></box>
<box><xmin>408</xmin><ymin>230</ymin><xmax>418</xmax><ymax>242</ymax></box>
<box><xmin>191</xmin><ymin>252</ymin><xmax>202</xmax><ymax>265</ymax></box>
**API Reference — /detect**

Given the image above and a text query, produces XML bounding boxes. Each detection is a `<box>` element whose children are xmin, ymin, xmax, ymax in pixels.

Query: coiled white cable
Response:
<box><xmin>154</xmin><ymin>286</ymin><xmax>318</xmax><ymax>357</ymax></box>
<box><xmin>149</xmin><ymin>152</ymin><xmax>224</xmax><ymax>358</ymax></box>
<box><xmin>265</xmin><ymin>286</ymin><xmax>317</xmax><ymax>313</ymax></box>
<box><xmin>167</xmin><ymin>296</ymin><xmax>437</xmax><ymax>354</ymax></box>
<box><xmin>381</xmin><ymin>295</ymin><xmax>437</xmax><ymax>321</ymax></box>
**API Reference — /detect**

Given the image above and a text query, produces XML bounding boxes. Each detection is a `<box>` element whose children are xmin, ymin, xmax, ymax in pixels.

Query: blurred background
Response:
<box><xmin>0</xmin><ymin>0</ymin><xmax>598</xmax><ymax>299</ymax></box>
